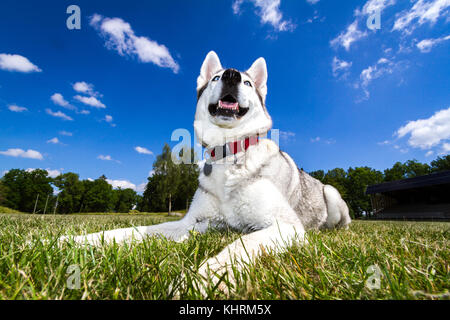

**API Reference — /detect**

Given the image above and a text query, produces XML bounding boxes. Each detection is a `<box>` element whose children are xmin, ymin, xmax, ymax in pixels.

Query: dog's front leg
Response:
<box><xmin>197</xmin><ymin>221</ymin><xmax>305</xmax><ymax>295</ymax></box>
<box><xmin>60</xmin><ymin>187</ymin><xmax>219</xmax><ymax>246</ymax></box>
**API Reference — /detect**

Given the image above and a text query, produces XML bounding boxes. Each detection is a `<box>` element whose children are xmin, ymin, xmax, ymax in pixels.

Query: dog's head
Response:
<box><xmin>194</xmin><ymin>51</ymin><xmax>272</xmax><ymax>147</ymax></box>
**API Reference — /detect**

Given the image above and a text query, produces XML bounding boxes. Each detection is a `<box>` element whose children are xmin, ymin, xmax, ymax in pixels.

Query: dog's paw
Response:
<box><xmin>197</xmin><ymin>259</ymin><xmax>234</xmax><ymax>297</ymax></box>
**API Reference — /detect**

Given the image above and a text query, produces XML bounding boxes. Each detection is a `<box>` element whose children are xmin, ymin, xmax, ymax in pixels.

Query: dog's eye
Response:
<box><xmin>212</xmin><ymin>76</ymin><xmax>220</xmax><ymax>81</ymax></box>
<box><xmin>244</xmin><ymin>80</ymin><xmax>252</xmax><ymax>87</ymax></box>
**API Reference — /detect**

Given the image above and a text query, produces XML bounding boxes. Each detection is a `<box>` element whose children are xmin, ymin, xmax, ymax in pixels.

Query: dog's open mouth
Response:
<box><xmin>208</xmin><ymin>94</ymin><xmax>249</xmax><ymax>119</ymax></box>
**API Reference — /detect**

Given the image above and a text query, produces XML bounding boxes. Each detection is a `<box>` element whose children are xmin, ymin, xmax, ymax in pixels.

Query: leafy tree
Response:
<box><xmin>323</xmin><ymin>168</ymin><xmax>348</xmax><ymax>199</ymax></box>
<box><xmin>0</xmin><ymin>180</ymin><xmax>9</xmax><ymax>205</ymax></box>
<box><xmin>404</xmin><ymin>159</ymin><xmax>431</xmax><ymax>178</ymax></box>
<box><xmin>53</xmin><ymin>172</ymin><xmax>85</xmax><ymax>214</ymax></box>
<box><xmin>384</xmin><ymin>162</ymin><xmax>407</xmax><ymax>182</ymax></box>
<box><xmin>175</xmin><ymin>147</ymin><xmax>199</xmax><ymax>211</ymax></box>
<box><xmin>346</xmin><ymin>167</ymin><xmax>383</xmax><ymax>218</ymax></box>
<box><xmin>430</xmin><ymin>155</ymin><xmax>450</xmax><ymax>173</ymax></box>
<box><xmin>83</xmin><ymin>175</ymin><xmax>113</xmax><ymax>213</ymax></box>
<box><xmin>113</xmin><ymin>188</ymin><xmax>138</xmax><ymax>213</ymax></box>
<box><xmin>1</xmin><ymin>169</ymin><xmax>53</xmax><ymax>213</ymax></box>
<box><xmin>152</xmin><ymin>144</ymin><xmax>182</xmax><ymax>215</ymax></box>
<box><xmin>140</xmin><ymin>144</ymin><xmax>199</xmax><ymax>213</ymax></box>
<box><xmin>309</xmin><ymin>170</ymin><xmax>325</xmax><ymax>182</ymax></box>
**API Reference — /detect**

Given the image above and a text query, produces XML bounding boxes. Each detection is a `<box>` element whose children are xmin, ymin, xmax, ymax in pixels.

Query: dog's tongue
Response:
<box><xmin>219</xmin><ymin>100</ymin><xmax>239</xmax><ymax>110</ymax></box>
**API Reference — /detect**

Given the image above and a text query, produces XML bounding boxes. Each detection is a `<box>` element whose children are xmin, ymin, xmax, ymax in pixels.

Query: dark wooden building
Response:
<box><xmin>366</xmin><ymin>171</ymin><xmax>450</xmax><ymax>220</ymax></box>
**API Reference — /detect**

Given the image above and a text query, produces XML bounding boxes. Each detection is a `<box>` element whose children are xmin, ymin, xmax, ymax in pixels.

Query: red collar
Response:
<box><xmin>207</xmin><ymin>136</ymin><xmax>259</xmax><ymax>161</ymax></box>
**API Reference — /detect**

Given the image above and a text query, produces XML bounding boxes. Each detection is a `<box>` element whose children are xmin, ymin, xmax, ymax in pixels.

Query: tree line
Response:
<box><xmin>0</xmin><ymin>144</ymin><xmax>199</xmax><ymax>215</ymax></box>
<box><xmin>309</xmin><ymin>156</ymin><xmax>450</xmax><ymax>218</ymax></box>
<box><xmin>0</xmin><ymin>144</ymin><xmax>448</xmax><ymax>217</ymax></box>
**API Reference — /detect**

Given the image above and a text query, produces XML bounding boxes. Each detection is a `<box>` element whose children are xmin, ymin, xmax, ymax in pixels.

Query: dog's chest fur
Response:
<box><xmin>197</xmin><ymin>139</ymin><xmax>329</xmax><ymax>232</ymax></box>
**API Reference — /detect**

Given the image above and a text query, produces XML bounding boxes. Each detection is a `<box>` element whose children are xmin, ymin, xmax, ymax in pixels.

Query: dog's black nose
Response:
<box><xmin>221</xmin><ymin>68</ymin><xmax>241</xmax><ymax>87</ymax></box>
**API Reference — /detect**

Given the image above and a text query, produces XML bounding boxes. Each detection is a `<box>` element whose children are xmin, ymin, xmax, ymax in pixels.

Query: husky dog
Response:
<box><xmin>63</xmin><ymin>51</ymin><xmax>350</xmax><ymax>290</ymax></box>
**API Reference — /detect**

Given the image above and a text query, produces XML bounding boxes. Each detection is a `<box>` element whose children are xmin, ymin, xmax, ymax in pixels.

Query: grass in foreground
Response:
<box><xmin>0</xmin><ymin>214</ymin><xmax>448</xmax><ymax>300</ymax></box>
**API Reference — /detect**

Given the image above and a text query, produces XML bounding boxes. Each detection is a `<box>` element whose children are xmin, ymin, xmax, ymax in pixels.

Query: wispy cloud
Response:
<box><xmin>135</xmin><ymin>146</ymin><xmax>153</xmax><ymax>155</ymax></box>
<box><xmin>97</xmin><ymin>154</ymin><xmax>120</xmax><ymax>163</ymax></box>
<box><xmin>0</xmin><ymin>148</ymin><xmax>43</xmax><ymax>160</ymax></box>
<box><xmin>45</xmin><ymin>108</ymin><xmax>73</xmax><ymax>121</ymax></box>
<box><xmin>332</xmin><ymin>56</ymin><xmax>352</xmax><ymax>78</ymax></box>
<box><xmin>59</xmin><ymin>131</ymin><xmax>73</xmax><ymax>136</ymax></box>
<box><xmin>46</xmin><ymin>137</ymin><xmax>62</xmax><ymax>144</ymax></box>
<box><xmin>416</xmin><ymin>34</ymin><xmax>450</xmax><ymax>52</ymax></box>
<box><xmin>74</xmin><ymin>95</ymin><xmax>106</xmax><ymax>109</ymax></box>
<box><xmin>358</xmin><ymin>58</ymin><xmax>395</xmax><ymax>100</ymax></box>
<box><xmin>8</xmin><ymin>104</ymin><xmax>28</xmax><ymax>112</ymax></box>
<box><xmin>330</xmin><ymin>20</ymin><xmax>367</xmax><ymax>51</ymax></box>
<box><xmin>393</xmin><ymin>0</ymin><xmax>450</xmax><ymax>33</ymax></box>
<box><xmin>51</xmin><ymin>93</ymin><xmax>76</xmax><ymax>110</ymax></box>
<box><xmin>90</xmin><ymin>14</ymin><xmax>180</xmax><ymax>73</ymax></box>
<box><xmin>331</xmin><ymin>1</ymin><xmax>397</xmax><ymax>51</ymax></box>
<box><xmin>0</xmin><ymin>53</ymin><xmax>42</xmax><ymax>73</ymax></box>
<box><xmin>232</xmin><ymin>0</ymin><xmax>295</xmax><ymax>32</ymax></box>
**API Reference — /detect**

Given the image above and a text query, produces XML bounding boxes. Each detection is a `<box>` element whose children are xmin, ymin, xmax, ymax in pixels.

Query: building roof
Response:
<box><xmin>365</xmin><ymin>170</ymin><xmax>450</xmax><ymax>195</ymax></box>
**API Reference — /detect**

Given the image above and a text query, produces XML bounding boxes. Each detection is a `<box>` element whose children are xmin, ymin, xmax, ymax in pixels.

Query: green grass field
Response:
<box><xmin>0</xmin><ymin>213</ymin><xmax>448</xmax><ymax>300</ymax></box>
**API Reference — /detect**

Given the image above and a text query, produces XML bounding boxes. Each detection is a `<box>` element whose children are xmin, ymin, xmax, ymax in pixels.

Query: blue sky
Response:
<box><xmin>1</xmin><ymin>0</ymin><xmax>449</xmax><ymax>192</ymax></box>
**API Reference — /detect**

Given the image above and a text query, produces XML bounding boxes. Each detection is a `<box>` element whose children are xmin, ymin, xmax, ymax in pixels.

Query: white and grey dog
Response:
<box><xmin>63</xmin><ymin>51</ymin><xmax>351</xmax><ymax>289</ymax></box>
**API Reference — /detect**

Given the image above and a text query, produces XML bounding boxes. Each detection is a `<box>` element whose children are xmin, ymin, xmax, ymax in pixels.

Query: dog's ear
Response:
<box><xmin>247</xmin><ymin>57</ymin><xmax>268</xmax><ymax>100</ymax></box>
<box><xmin>197</xmin><ymin>51</ymin><xmax>222</xmax><ymax>91</ymax></box>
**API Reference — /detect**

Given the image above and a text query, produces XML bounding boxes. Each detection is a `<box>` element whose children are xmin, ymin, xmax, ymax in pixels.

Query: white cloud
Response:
<box><xmin>393</xmin><ymin>0</ymin><xmax>450</xmax><ymax>33</ymax></box>
<box><xmin>74</xmin><ymin>95</ymin><xmax>106</xmax><ymax>109</ymax></box>
<box><xmin>359</xmin><ymin>59</ymin><xmax>394</xmax><ymax>100</ymax></box>
<box><xmin>332</xmin><ymin>57</ymin><xmax>352</xmax><ymax>77</ymax></box>
<box><xmin>425</xmin><ymin>150</ymin><xmax>434</xmax><ymax>157</ymax></box>
<box><xmin>98</xmin><ymin>155</ymin><xmax>112</xmax><ymax>161</ymax></box>
<box><xmin>136</xmin><ymin>182</ymin><xmax>147</xmax><ymax>193</ymax></box>
<box><xmin>0</xmin><ymin>148</ymin><xmax>43</xmax><ymax>160</ymax></box>
<box><xmin>442</xmin><ymin>142</ymin><xmax>450</xmax><ymax>154</ymax></box>
<box><xmin>47</xmin><ymin>137</ymin><xmax>61</xmax><ymax>144</ymax></box>
<box><xmin>396</xmin><ymin>106</ymin><xmax>450</xmax><ymax>150</ymax></box>
<box><xmin>50</xmin><ymin>93</ymin><xmax>76</xmax><ymax>110</ymax></box>
<box><xmin>416</xmin><ymin>34</ymin><xmax>450</xmax><ymax>52</ymax></box>
<box><xmin>45</xmin><ymin>108</ymin><xmax>73</xmax><ymax>121</ymax></box>
<box><xmin>232</xmin><ymin>0</ymin><xmax>295</xmax><ymax>32</ymax></box>
<box><xmin>0</xmin><ymin>53</ymin><xmax>41</xmax><ymax>73</ymax></box>
<box><xmin>107</xmin><ymin>178</ymin><xmax>137</xmax><ymax>190</ymax></box>
<box><xmin>332</xmin><ymin>1</ymin><xmax>396</xmax><ymax>51</ymax></box>
<box><xmin>24</xmin><ymin>168</ymin><xmax>61</xmax><ymax>178</ymax></box>
<box><xmin>73</xmin><ymin>81</ymin><xmax>98</xmax><ymax>96</ymax></box>
<box><xmin>90</xmin><ymin>14</ymin><xmax>180</xmax><ymax>73</ymax></box>
<box><xmin>8</xmin><ymin>104</ymin><xmax>28</xmax><ymax>112</ymax></box>
<box><xmin>310</xmin><ymin>137</ymin><xmax>321</xmax><ymax>143</ymax></box>
<box><xmin>59</xmin><ymin>131</ymin><xmax>73</xmax><ymax>136</ymax></box>
<box><xmin>330</xmin><ymin>20</ymin><xmax>368</xmax><ymax>51</ymax></box>
<box><xmin>105</xmin><ymin>115</ymin><xmax>113</xmax><ymax>123</ymax></box>
<box><xmin>279</xmin><ymin>131</ymin><xmax>296</xmax><ymax>141</ymax></box>
<box><xmin>135</xmin><ymin>146</ymin><xmax>153</xmax><ymax>155</ymax></box>
<box><xmin>78</xmin><ymin>110</ymin><xmax>90</xmax><ymax>115</ymax></box>
<box><xmin>357</xmin><ymin>0</ymin><xmax>396</xmax><ymax>16</ymax></box>
<box><xmin>45</xmin><ymin>169</ymin><xmax>61</xmax><ymax>178</ymax></box>
<box><xmin>306</xmin><ymin>0</ymin><xmax>320</xmax><ymax>4</ymax></box>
